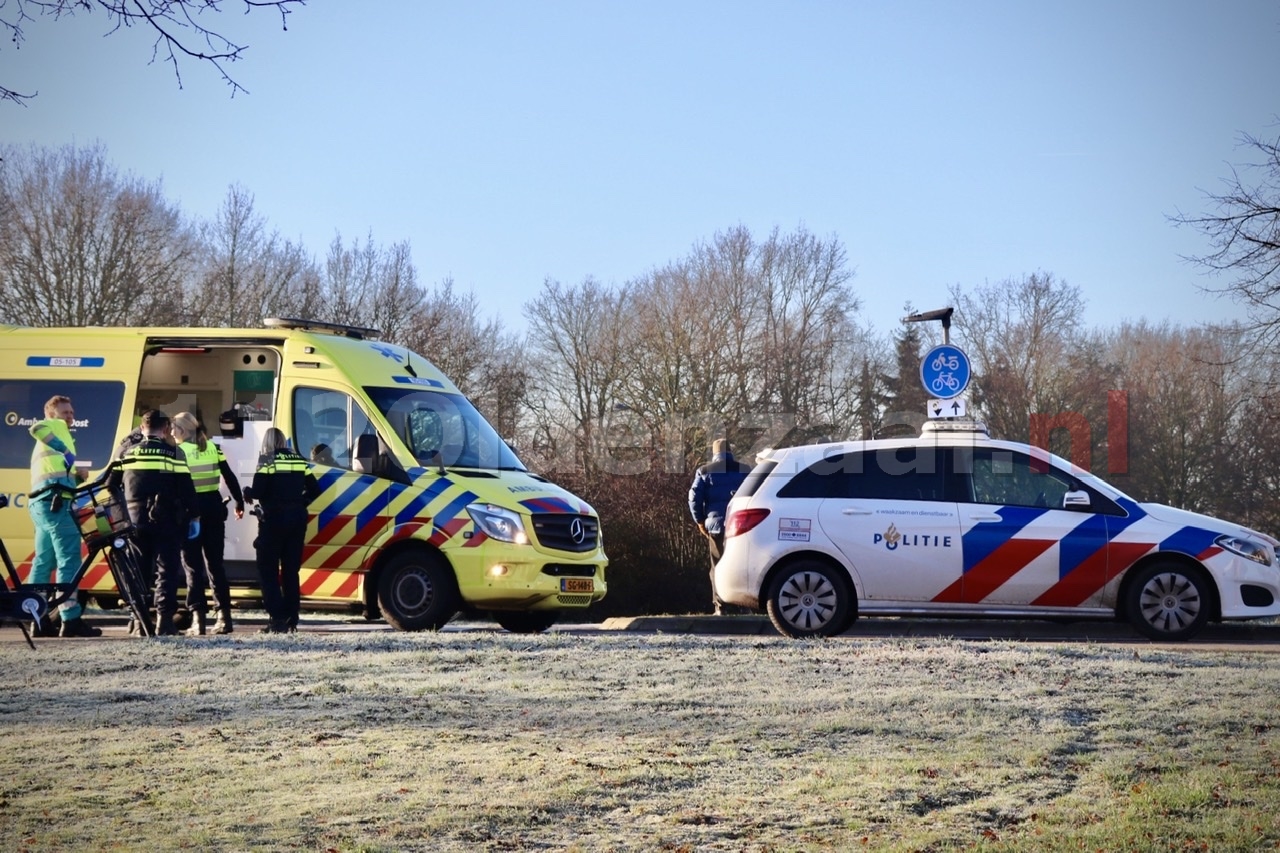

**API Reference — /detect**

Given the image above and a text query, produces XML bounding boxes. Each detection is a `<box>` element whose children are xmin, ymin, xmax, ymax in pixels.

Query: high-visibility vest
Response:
<box><xmin>180</xmin><ymin>440</ymin><xmax>225</xmax><ymax>494</ymax></box>
<box><xmin>29</xmin><ymin>418</ymin><xmax>76</xmax><ymax>492</ymax></box>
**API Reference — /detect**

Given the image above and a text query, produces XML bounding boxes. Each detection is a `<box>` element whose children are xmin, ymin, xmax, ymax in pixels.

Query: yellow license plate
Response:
<box><xmin>560</xmin><ymin>578</ymin><xmax>593</xmax><ymax>593</ymax></box>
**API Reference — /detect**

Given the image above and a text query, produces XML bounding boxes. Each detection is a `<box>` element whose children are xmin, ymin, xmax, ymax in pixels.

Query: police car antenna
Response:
<box><xmin>903</xmin><ymin>306</ymin><xmax>954</xmax><ymax>345</ymax></box>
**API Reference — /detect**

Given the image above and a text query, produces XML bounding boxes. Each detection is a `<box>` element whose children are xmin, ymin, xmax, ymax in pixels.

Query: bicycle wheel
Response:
<box><xmin>107</xmin><ymin>540</ymin><xmax>154</xmax><ymax>638</ymax></box>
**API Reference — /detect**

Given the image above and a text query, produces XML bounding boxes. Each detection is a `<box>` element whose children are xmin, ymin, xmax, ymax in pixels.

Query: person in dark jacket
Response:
<box><xmin>688</xmin><ymin>438</ymin><xmax>753</xmax><ymax>615</ymax></box>
<box><xmin>171</xmin><ymin>411</ymin><xmax>245</xmax><ymax>635</ymax></box>
<box><xmin>246</xmin><ymin>427</ymin><xmax>318</xmax><ymax>633</ymax></box>
<box><xmin>113</xmin><ymin>410</ymin><xmax>200</xmax><ymax>636</ymax></box>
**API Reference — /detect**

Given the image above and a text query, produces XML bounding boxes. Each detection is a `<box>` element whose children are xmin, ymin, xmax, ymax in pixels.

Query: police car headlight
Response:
<box><xmin>467</xmin><ymin>503</ymin><xmax>529</xmax><ymax>545</ymax></box>
<box><xmin>1216</xmin><ymin>534</ymin><xmax>1274</xmax><ymax>566</ymax></box>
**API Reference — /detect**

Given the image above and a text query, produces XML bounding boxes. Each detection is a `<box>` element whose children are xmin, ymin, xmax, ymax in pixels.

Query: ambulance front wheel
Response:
<box><xmin>377</xmin><ymin>551</ymin><xmax>459</xmax><ymax>631</ymax></box>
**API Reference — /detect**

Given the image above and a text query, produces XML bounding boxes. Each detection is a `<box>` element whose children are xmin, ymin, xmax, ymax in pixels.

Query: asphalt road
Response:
<box><xmin>5</xmin><ymin>612</ymin><xmax>1280</xmax><ymax>651</ymax></box>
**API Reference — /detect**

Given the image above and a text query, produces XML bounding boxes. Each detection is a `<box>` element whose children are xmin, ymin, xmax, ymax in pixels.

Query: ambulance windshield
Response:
<box><xmin>365</xmin><ymin>386</ymin><xmax>525</xmax><ymax>471</ymax></box>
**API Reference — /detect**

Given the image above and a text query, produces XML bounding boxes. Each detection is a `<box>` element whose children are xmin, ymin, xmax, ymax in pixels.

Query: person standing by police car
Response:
<box><xmin>688</xmin><ymin>438</ymin><xmax>753</xmax><ymax>615</ymax></box>
<box><xmin>113</xmin><ymin>410</ymin><xmax>200</xmax><ymax>637</ymax></box>
<box><xmin>171</xmin><ymin>412</ymin><xmax>245</xmax><ymax>636</ymax></box>
<box><xmin>27</xmin><ymin>394</ymin><xmax>99</xmax><ymax>637</ymax></box>
<box><xmin>246</xmin><ymin>427</ymin><xmax>318</xmax><ymax>634</ymax></box>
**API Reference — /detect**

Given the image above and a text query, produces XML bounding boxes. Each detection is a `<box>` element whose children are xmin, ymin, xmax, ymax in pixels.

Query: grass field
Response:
<box><xmin>2</xmin><ymin>629</ymin><xmax>1279</xmax><ymax>851</ymax></box>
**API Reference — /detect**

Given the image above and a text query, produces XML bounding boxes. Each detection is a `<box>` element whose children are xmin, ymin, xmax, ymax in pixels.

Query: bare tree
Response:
<box><xmin>1105</xmin><ymin>321</ymin><xmax>1250</xmax><ymax>514</ymax></box>
<box><xmin>756</xmin><ymin>226</ymin><xmax>858</xmax><ymax>430</ymax></box>
<box><xmin>524</xmin><ymin>277</ymin><xmax>634</xmax><ymax>473</ymax></box>
<box><xmin>950</xmin><ymin>272</ymin><xmax>1113</xmax><ymax>451</ymax></box>
<box><xmin>1173</xmin><ymin>130</ymin><xmax>1280</xmax><ymax>351</ymax></box>
<box><xmin>190</xmin><ymin>183</ymin><xmax>319</xmax><ymax>326</ymax></box>
<box><xmin>319</xmin><ymin>232</ymin><xmax>423</xmax><ymax>336</ymax></box>
<box><xmin>2</xmin><ymin>0</ymin><xmax>304</xmax><ymax>105</ymax></box>
<box><xmin>0</xmin><ymin>141</ymin><xmax>194</xmax><ymax>325</ymax></box>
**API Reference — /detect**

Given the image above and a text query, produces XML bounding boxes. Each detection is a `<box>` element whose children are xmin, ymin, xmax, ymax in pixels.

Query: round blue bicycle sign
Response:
<box><xmin>920</xmin><ymin>344</ymin><xmax>971</xmax><ymax>399</ymax></box>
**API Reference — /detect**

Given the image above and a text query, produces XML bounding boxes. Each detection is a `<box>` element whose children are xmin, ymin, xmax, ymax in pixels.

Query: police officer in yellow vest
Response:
<box><xmin>28</xmin><ymin>395</ymin><xmax>100</xmax><ymax>638</ymax></box>
<box><xmin>113</xmin><ymin>410</ymin><xmax>200</xmax><ymax>637</ymax></box>
<box><xmin>171</xmin><ymin>412</ymin><xmax>245</xmax><ymax>636</ymax></box>
<box><xmin>245</xmin><ymin>427</ymin><xmax>318</xmax><ymax>633</ymax></box>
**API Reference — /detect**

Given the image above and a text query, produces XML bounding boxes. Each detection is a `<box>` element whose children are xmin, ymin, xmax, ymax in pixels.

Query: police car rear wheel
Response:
<box><xmin>1125</xmin><ymin>562</ymin><xmax>1212</xmax><ymax>641</ymax></box>
<box><xmin>766</xmin><ymin>560</ymin><xmax>855</xmax><ymax>639</ymax></box>
<box><xmin>377</xmin><ymin>552</ymin><xmax>459</xmax><ymax>631</ymax></box>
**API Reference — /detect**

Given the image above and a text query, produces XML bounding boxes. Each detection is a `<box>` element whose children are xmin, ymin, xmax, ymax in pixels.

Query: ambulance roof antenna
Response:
<box><xmin>903</xmin><ymin>306</ymin><xmax>954</xmax><ymax>345</ymax></box>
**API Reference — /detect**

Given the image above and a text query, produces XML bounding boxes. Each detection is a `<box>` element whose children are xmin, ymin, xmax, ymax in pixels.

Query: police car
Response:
<box><xmin>714</xmin><ymin>421</ymin><xmax>1280</xmax><ymax>641</ymax></box>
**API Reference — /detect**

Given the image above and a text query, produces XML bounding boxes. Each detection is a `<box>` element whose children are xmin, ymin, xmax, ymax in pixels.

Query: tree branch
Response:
<box><xmin>2</xmin><ymin>0</ymin><xmax>305</xmax><ymax>102</ymax></box>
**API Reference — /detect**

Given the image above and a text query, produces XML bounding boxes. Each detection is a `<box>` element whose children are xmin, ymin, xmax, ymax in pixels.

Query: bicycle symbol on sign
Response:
<box><xmin>930</xmin><ymin>372</ymin><xmax>961</xmax><ymax>394</ymax></box>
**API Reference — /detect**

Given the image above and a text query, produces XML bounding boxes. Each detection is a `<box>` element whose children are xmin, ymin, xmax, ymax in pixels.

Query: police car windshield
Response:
<box><xmin>364</xmin><ymin>387</ymin><xmax>525</xmax><ymax>472</ymax></box>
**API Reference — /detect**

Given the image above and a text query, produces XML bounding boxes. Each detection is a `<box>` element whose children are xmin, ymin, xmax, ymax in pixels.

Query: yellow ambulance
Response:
<box><xmin>0</xmin><ymin>318</ymin><xmax>607</xmax><ymax>631</ymax></box>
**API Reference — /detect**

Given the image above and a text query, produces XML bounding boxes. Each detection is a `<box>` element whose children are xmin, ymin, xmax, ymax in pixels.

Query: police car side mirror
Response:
<box><xmin>1063</xmin><ymin>490</ymin><xmax>1091</xmax><ymax>510</ymax></box>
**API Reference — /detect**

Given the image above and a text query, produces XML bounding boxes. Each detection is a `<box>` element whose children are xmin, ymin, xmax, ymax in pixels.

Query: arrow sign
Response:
<box><xmin>928</xmin><ymin>397</ymin><xmax>967</xmax><ymax>419</ymax></box>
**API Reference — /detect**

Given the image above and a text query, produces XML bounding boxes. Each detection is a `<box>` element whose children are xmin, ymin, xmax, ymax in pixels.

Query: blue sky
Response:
<box><xmin>5</xmin><ymin>1</ymin><xmax>1279</xmax><ymax>337</ymax></box>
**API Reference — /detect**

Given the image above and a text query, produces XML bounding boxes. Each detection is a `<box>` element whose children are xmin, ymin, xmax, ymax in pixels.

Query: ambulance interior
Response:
<box><xmin>132</xmin><ymin>344</ymin><xmax>282</xmax><ymax>571</ymax></box>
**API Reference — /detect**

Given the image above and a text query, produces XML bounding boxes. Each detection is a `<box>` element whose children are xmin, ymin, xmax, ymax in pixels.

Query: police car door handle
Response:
<box><xmin>841</xmin><ymin>507</ymin><xmax>874</xmax><ymax>515</ymax></box>
<box><xmin>968</xmin><ymin>513</ymin><xmax>1002</xmax><ymax>522</ymax></box>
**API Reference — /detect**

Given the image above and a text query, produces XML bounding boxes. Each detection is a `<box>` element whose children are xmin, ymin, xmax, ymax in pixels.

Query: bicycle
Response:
<box><xmin>1</xmin><ymin>467</ymin><xmax>155</xmax><ymax>646</ymax></box>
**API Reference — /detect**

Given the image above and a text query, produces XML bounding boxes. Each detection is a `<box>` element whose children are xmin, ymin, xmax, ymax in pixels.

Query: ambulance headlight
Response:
<box><xmin>1216</xmin><ymin>534</ymin><xmax>1274</xmax><ymax>566</ymax></box>
<box><xmin>467</xmin><ymin>503</ymin><xmax>529</xmax><ymax>545</ymax></box>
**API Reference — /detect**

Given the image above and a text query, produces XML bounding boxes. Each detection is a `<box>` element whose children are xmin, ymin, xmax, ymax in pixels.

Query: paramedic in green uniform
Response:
<box><xmin>27</xmin><ymin>395</ymin><xmax>100</xmax><ymax>638</ymax></box>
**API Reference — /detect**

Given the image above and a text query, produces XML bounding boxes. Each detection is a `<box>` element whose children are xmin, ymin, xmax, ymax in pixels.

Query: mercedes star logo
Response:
<box><xmin>569</xmin><ymin>517</ymin><xmax>586</xmax><ymax>545</ymax></box>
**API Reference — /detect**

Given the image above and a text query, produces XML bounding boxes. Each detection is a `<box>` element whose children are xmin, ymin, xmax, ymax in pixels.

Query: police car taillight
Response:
<box><xmin>726</xmin><ymin>508</ymin><xmax>770</xmax><ymax>538</ymax></box>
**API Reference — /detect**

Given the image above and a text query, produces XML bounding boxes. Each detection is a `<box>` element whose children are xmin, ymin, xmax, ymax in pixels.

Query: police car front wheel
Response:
<box><xmin>1124</xmin><ymin>562</ymin><xmax>1214</xmax><ymax>642</ymax></box>
<box><xmin>766</xmin><ymin>560</ymin><xmax>856</xmax><ymax>639</ymax></box>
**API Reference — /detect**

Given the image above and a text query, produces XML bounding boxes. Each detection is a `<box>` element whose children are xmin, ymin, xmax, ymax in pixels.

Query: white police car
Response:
<box><xmin>714</xmin><ymin>421</ymin><xmax>1280</xmax><ymax>640</ymax></box>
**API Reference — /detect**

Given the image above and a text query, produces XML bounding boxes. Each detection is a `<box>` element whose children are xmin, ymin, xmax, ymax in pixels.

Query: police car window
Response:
<box><xmin>736</xmin><ymin>461</ymin><xmax>778</xmax><ymax>498</ymax></box>
<box><xmin>777</xmin><ymin>449</ymin><xmax>945</xmax><ymax>501</ymax></box>
<box><xmin>965</xmin><ymin>448</ymin><xmax>1073</xmax><ymax>508</ymax></box>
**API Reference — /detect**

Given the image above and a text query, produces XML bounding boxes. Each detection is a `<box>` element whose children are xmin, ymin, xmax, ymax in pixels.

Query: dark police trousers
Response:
<box><xmin>182</xmin><ymin>494</ymin><xmax>232</xmax><ymax>615</ymax></box>
<box><xmin>256</xmin><ymin>518</ymin><xmax>306</xmax><ymax>627</ymax></box>
<box><xmin>135</xmin><ymin>525</ymin><xmax>185</xmax><ymax>617</ymax></box>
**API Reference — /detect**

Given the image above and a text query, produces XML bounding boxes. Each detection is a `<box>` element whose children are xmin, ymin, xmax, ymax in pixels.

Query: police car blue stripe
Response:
<box><xmin>962</xmin><ymin>506</ymin><xmax>1048</xmax><ymax>569</ymax></box>
<box><xmin>1055</xmin><ymin>514</ymin><xmax>1110</xmax><ymax>579</ymax></box>
<box><xmin>1158</xmin><ymin>526</ymin><xmax>1219</xmax><ymax>557</ymax></box>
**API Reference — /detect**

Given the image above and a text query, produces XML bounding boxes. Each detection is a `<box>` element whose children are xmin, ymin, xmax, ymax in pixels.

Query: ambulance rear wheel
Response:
<box><xmin>493</xmin><ymin>611</ymin><xmax>558</xmax><ymax>634</ymax></box>
<box><xmin>377</xmin><ymin>551</ymin><xmax>458</xmax><ymax>631</ymax></box>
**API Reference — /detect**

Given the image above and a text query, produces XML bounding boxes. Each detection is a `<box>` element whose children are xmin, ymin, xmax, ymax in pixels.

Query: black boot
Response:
<box><xmin>59</xmin><ymin>617</ymin><xmax>103</xmax><ymax>638</ymax></box>
<box><xmin>211</xmin><ymin>609</ymin><xmax>233</xmax><ymax>635</ymax></box>
<box><xmin>156</xmin><ymin>612</ymin><xmax>178</xmax><ymax>636</ymax></box>
<box><xmin>186</xmin><ymin>611</ymin><xmax>208</xmax><ymax>636</ymax></box>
